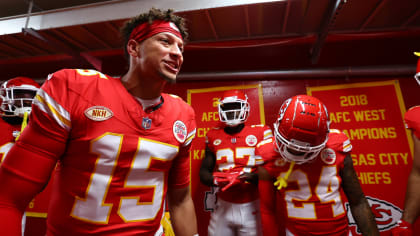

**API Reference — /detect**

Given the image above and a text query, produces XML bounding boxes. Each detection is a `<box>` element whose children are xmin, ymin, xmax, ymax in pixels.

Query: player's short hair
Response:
<box><xmin>120</xmin><ymin>8</ymin><xmax>188</xmax><ymax>61</ymax></box>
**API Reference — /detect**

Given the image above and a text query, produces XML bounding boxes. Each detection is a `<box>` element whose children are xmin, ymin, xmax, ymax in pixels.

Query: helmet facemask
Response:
<box><xmin>1</xmin><ymin>84</ymin><xmax>39</xmax><ymax>118</ymax></box>
<box><xmin>274</xmin><ymin>122</ymin><xmax>327</xmax><ymax>164</ymax></box>
<box><xmin>218</xmin><ymin>93</ymin><xmax>250</xmax><ymax>127</ymax></box>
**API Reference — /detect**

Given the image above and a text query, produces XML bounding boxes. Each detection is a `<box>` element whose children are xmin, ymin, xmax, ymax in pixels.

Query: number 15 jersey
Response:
<box><xmin>14</xmin><ymin>69</ymin><xmax>196</xmax><ymax>235</ymax></box>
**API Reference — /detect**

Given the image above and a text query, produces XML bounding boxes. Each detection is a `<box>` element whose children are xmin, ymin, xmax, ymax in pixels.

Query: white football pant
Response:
<box><xmin>208</xmin><ymin>198</ymin><xmax>262</xmax><ymax>236</ymax></box>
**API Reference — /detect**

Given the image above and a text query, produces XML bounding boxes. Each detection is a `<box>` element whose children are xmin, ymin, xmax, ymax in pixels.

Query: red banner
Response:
<box><xmin>187</xmin><ymin>84</ymin><xmax>266</xmax><ymax>236</ymax></box>
<box><xmin>307</xmin><ymin>80</ymin><xmax>413</xmax><ymax>235</ymax></box>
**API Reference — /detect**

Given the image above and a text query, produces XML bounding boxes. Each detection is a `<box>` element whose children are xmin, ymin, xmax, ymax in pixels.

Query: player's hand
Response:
<box><xmin>391</xmin><ymin>220</ymin><xmax>413</xmax><ymax>236</ymax></box>
<box><xmin>238</xmin><ymin>172</ymin><xmax>258</xmax><ymax>185</ymax></box>
<box><xmin>213</xmin><ymin>171</ymin><xmax>241</xmax><ymax>191</ymax></box>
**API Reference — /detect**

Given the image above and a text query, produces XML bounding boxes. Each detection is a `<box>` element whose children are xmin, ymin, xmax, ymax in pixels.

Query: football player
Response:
<box><xmin>257</xmin><ymin>95</ymin><xmax>379</xmax><ymax>236</ymax></box>
<box><xmin>391</xmin><ymin>53</ymin><xmax>420</xmax><ymax>236</ymax></box>
<box><xmin>0</xmin><ymin>8</ymin><xmax>198</xmax><ymax>236</ymax></box>
<box><xmin>200</xmin><ymin>89</ymin><xmax>273</xmax><ymax>236</ymax></box>
<box><xmin>0</xmin><ymin>76</ymin><xmax>40</xmax><ymax>236</ymax></box>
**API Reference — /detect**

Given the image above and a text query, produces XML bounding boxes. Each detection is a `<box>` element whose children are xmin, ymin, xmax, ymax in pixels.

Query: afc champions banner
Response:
<box><xmin>307</xmin><ymin>80</ymin><xmax>414</xmax><ymax>235</ymax></box>
<box><xmin>188</xmin><ymin>84</ymin><xmax>266</xmax><ymax>236</ymax></box>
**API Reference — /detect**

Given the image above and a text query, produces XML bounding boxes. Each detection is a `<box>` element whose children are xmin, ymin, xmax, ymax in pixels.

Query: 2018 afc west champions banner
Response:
<box><xmin>307</xmin><ymin>80</ymin><xmax>414</xmax><ymax>235</ymax></box>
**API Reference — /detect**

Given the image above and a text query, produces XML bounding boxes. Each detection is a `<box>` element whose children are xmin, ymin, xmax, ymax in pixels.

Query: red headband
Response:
<box><xmin>129</xmin><ymin>20</ymin><xmax>183</xmax><ymax>43</ymax></box>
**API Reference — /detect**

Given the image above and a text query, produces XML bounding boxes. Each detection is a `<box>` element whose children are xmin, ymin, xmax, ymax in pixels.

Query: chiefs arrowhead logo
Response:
<box><xmin>346</xmin><ymin>196</ymin><xmax>402</xmax><ymax>234</ymax></box>
<box><xmin>245</xmin><ymin>135</ymin><xmax>258</xmax><ymax>146</ymax></box>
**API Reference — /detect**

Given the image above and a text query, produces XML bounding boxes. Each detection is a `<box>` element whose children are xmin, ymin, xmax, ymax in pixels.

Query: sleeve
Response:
<box><xmin>168</xmin><ymin>104</ymin><xmax>196</xmax><ymax>189</ymax></box>
<box><xmin>262</xmin><ymin>125</ymin><xmax>273</xmax><ymax>140</ymax></box>
<box><xmin>405</xmin><ymin>106</ymin><xmax>420</xmax><ymax>139</ymax></box>
<box><xmin>328</xmin><ymin>129</ymin><xmax>352</xmax><ymax>153</ymax></box>
<box><xmin>0</xmin><ymin>116</ymin><xmax>65</xmax><ymax>235</ymax></box>
<box><xmin>256</xmin><ymin>137</ymin><xmax>276</xmax><ymax>163</ymax></box>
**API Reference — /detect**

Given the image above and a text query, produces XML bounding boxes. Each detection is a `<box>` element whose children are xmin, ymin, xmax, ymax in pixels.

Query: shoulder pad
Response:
<box><xmin>327</xmin><ymin>129</ymin><xmax>352</xmax><ymax>153</ymax></box>
<box><xmin>257</xmin><ymin>137</ymin><xmax>273</xmax><ymax>148</ymax></box>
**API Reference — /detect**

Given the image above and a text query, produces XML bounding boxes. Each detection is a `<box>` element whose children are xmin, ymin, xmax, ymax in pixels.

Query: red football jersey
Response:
<box><xmin>256</xmin><ymin>129</ymin><xmax>352</xmax><ymax>236</ymax></box>
<box><xmin>206</xmin><ymin>124</ymin><xmax>272</xmax><ymax>203</ymax></box>
<box><xmin>10</xmin><ymin>69</ymin><xmax>197</xmax><ymax>235</ymax></box>
<box><xmin>405</xmin><ymin>106</ymin><xmax>420</xmax><ymax>139</ymax></box>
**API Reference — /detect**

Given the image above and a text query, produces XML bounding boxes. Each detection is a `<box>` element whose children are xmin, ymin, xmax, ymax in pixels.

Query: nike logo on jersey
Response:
<box><xmin>84</xmin><ymin>106</ymin><xmax>113</xmax><ymax>121</ymax></box>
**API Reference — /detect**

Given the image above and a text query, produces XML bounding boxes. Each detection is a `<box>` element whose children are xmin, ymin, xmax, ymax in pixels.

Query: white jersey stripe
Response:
<box><xmin>34</xmin><ymin>88</ymin><xmax>71</xmax><ymax>131</ymax></box>
<box><xmin>183</xmin><ymin>128</ymin><xmax>196</xmax><ymax>146</ymax></box>
<box><xmin>264</xmin><ymin>129</ymin><xmax>273</xmax><ymax>139</ymax></box>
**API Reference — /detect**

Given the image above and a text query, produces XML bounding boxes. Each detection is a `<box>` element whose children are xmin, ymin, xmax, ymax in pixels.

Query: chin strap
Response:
<box><xmin>274</xmin><ymin>161</ymin><xmax>295</xmax><ymax>190</ymax></box>
<box><xmin>15</xmin><ymin>111</ymin><xmax>28</xmax><ymax>141</ymax></box>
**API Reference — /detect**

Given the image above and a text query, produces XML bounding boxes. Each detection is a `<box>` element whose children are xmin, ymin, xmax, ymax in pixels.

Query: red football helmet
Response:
<box><xmin>218</xmin><ymin>90</ymin><xmax>250</xmax><ymax>126</ymax></box>
<box><xmin>415</xmin><ymin>52</ymin><xmax>420</xmax><ymax>86</ymax></box>
<box><xmin>0</xmin><ymin>77</ymin><xmax>40</xmax><ymax>117</ymax></box>
<box><xmin>274</xmin><ymin>95</ymin><xmax>330</xmax><ymax>164</ymax></box>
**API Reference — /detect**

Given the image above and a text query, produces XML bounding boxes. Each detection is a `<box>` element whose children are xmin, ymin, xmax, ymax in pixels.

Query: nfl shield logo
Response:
<box><xmin>142</xmin><ymin>117</ymin><xmax>152</xmax><ymax>130</ymax></box>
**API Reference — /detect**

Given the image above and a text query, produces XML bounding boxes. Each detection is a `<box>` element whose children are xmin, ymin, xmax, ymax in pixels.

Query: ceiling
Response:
<box><xmin>0</xmin><ymin>0</ymin><xmax>419</xmax><ymax>82</ymax></box>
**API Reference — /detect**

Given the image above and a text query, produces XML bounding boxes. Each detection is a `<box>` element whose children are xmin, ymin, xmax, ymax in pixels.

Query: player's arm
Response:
<box><xmin>402</xmin><ymin>133</ymin><xmax>420</xmax><ymax>224</ymax></box>
<box><xmin>258</xmin><ymin>165</ymin><xmax>279</xmax><ymax>236</ymax></box>
<box><xmin>340</xmin><ymin>154</ymin><xmax>380</xmax><ymax>236</ymax></box>
<box><xmin>167</xmin><ymin>186</ymin><xmax>197</xmax><ymax>236</ymax></box>
<box><xmin>0</xmin><ymin>124</ymin><xmax>63</xmax><ymax>235</ymax></box>
<box><xmin>199</xmin><ymin>145</ymin><xmax>216</xmax><ymax>187</ymax></box>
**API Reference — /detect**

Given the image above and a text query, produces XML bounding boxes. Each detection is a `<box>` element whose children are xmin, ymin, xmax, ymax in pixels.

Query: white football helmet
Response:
<box><xmin>0</xmin><ymin>77</ymin><xmax>40</xmax><ymax>117</ymax></box>
<box><xmin>274</xmin><ymin>95</ymin><xmax>330</xmax><ymax>164</ymax></box>
<box><xmin>218</xmin><ymin>90</ymin><xmax>250</xmax><ymax>127</ymax></box>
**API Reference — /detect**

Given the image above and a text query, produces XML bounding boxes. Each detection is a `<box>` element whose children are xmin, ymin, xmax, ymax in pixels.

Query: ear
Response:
<box><xmin>126</xmin><ymin>39</ymin><xmax>140</xmax><ymax>58</ymax></box>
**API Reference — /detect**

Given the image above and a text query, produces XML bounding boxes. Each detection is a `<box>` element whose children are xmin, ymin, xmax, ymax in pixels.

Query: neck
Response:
<box><xmin>121</xmin><ymin>69</ymin><xmax>166</xmax><ymax>99</ymax></box>
<box><xmin>224</xmin><ymin>123</ymin><xmax>245</xmax><ymax>134</ymax></box>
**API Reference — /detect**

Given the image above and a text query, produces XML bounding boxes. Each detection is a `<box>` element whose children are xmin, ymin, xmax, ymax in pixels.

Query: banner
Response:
<box><xmin>187</xmin><ymin>84</ymin><xmax>266</xmax><ymax>236</ymax></box>
<box><xmin>307</xmin><ymin>80</ymin><xmax>413</xmax><ymax>235</ymax></box>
